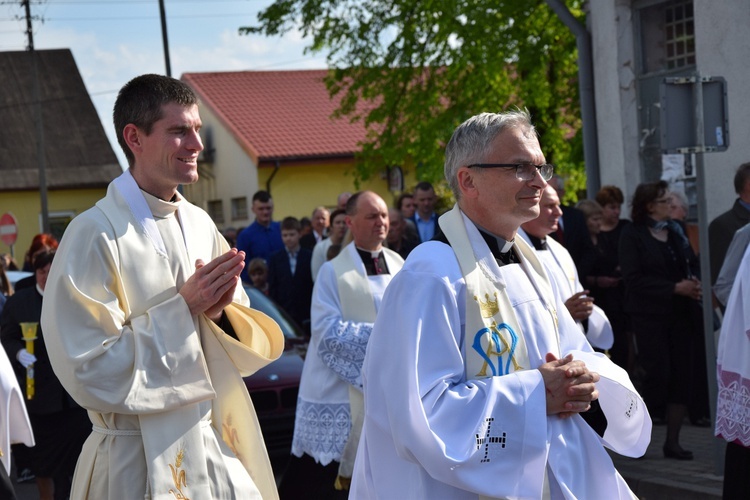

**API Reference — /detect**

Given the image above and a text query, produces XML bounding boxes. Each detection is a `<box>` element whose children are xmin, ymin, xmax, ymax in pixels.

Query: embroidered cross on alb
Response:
<box><xmin>475</xmin><ymin>417</ymin><xmax>506</xmax><ymax>463</ymax></box>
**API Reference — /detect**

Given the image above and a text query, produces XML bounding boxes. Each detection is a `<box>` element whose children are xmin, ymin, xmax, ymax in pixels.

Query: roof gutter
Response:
<box><xmin>265</xmin><ymin>159</ymin><xmax>281</xmax><ymax>194</ymax></box>
<box><xmin>545</xmin><ymin>0</ymin><xmax>600</xmax><ymax>197</ymax></box>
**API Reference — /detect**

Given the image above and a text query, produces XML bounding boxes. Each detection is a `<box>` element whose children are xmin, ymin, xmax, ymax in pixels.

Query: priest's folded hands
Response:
<box><xmin>179</xmin><ymin>248</ymin><xmax>246</xmax><ymax>321</ymax></box>
<box><xmin>540</xmin><ymin>352</ymin><xmax>600</xmax><ymax>417</ymax></box>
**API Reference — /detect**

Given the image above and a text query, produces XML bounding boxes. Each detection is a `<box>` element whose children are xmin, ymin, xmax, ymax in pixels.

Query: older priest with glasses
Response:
<box><xmin>351</xmin><ymin>110</ymin><xmax>651</xmax><ymax>499</ymax></box>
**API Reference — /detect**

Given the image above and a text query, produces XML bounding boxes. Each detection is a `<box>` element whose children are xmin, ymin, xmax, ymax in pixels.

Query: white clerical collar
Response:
<box><xmin>141</xmin><ymin>189</ymin><xmax>182</xmax><ymax>219</ymax></box>
<box><xmin>356</xmin><ymin>246</ymin><xmax>383</xmax><ymax>258</ymax></box>
<box><xmin>113</xmin><ymin>170</ymin><xmax>188</xmax><ymax>257</ymax></box>
<box><xmin>473</xmin><ymin>222</ymin><xmax>514</xmax><ymax>253</ymax></box>
<box><xmin>36</xmin><ymin>283</ymin><xmax>44</xmax><ymax>297</ymax></box>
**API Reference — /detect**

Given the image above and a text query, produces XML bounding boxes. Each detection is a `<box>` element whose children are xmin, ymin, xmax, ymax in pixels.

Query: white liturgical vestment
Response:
<box><xmin>292</xmin><ymin>243</ymin><xmax>403</xmax><ymax>466</ymax></box>
<box><xmin>351</xmin><ymin>206</ymin><xmax>650</xmax><ymax>500</ymax></box>
<box><xmin>41</xmin><ymin>171</ymin><xmax>283</xmax><ymax>500</ymax></box>
<box><xmin>517</xmin><ymin>228</ymin><xmax>614</xmax><ymax>350</ymax></box>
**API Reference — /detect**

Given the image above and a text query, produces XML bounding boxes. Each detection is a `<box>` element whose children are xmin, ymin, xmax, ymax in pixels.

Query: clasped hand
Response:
<box><xmin>540</xmin><ymin>353</ymin><xmax>599</xmax><ymax>418</ymax></box>
<box><xmin>179</xmin><ymin>249</ymin><xmax>245</xmax><ymax>322</ymax></box>
<box><xmin>675</xmin><ymin>277</ymin><xmax>701</xmax><ymax>301</ymax></box>
<box><xmin>564</xmin><ymin>290</ymin><xmax>594</xmax><ymax>321</ymax></box>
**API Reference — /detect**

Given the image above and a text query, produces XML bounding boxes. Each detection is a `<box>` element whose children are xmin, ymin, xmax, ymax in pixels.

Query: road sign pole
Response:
<box><xmin>692</xmin><ymin>72</ymin><xmax>724</xmax><ymax>475</ymax></box>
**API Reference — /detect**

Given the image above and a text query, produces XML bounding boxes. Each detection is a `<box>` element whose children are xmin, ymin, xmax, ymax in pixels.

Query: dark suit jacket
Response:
<box><xmin>300</xmin><ymin>232</ymin><xmax>325</xmax><ymax>250</ymax></box>
<box><xmin>0</xmin><ymin>287</ymin><xmax>78</xmax><ymax>415</ymax></box>
<box><xmin>708</xmin><ymin>199</ymin><xmax>750</xmax><ymax>284</ymax></box>
<box><xmin>619</xmin><ymin>222</ymin><xmax>699</xmax><ymax>316</ymax></box>
<box><xmin>550</xmin><ymin>205</ymin><xmax>596</xmax><ymax>280</ymax></box>
<box><xmin>268</xmin><ymin>247</ymin><xmax>314</xmax><ymax>332</ymax></box>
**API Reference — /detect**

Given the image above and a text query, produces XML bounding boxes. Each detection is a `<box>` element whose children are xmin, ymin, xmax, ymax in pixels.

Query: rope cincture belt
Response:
<box><xmin>92</xmin><ymin>419</ymin><xmax>213</xmax><ymax>436</ymax></box>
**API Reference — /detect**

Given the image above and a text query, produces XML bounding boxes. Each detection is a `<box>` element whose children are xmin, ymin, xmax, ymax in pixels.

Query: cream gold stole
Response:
<box><xmin>440</xmin><ymin>205</ymin><xmax>561</xmax><ymax>380</ymax></box>
<box><xmin>331</xmin><ymin>243</ymin><xmax>403</xmax><ymax>488</ymax></box>
<box><xmin>112</xmin><ymin>171</ymin><xmax>283</xmax><ymax>499</ymax></box>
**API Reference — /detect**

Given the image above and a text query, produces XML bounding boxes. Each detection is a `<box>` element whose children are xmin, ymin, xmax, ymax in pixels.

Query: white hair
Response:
<box><xmin>444</xmin><ymin>110</ymin><xmax>536</xmax><ymax>199</ymax></box>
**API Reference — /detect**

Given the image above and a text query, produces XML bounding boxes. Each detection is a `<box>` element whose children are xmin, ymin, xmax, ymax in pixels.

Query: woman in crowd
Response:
<box><xmin>619</xmin><ymin>181</ymin><xmax>701</xmax><ymax>460</ymax></box>
<box><xmin>311</xmin><ymin>208</ymin><xmax>349</xmax><ymax>280</ymax></box>
<box><xmin>585</xmin><ymin>186</ymin><xmax>632</xmax><ymax>370</ymax></box>
<box><xmin>0</xmin><ymin>250</ymin><xmax>90</xmax><ymax>499</ymax></box>
<box><xmin>15</xmin><ymin>234</ymin><xmax>59</xmax><ymax>292</ymax></box>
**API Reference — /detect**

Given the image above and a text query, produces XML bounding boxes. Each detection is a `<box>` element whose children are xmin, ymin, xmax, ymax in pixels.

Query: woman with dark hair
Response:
<box><xmin>619</xmin><ymin>181</ymin><xmax>701</xmax><ymax>460</ymax></box>
<box><xmin>0</xmin><ymin>250</ymin><xmax>89</xmax><ymax>499</ymax></box>
<box><xmin>590</xmin><ymin>186</ymin><xmax>632</xmax><ymax>371</ymax></box>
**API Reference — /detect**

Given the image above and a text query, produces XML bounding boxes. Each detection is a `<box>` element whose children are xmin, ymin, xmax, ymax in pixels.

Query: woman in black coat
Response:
<box><xmin>619</xmin><ymin>181</ymin><xmax>701</xmax><ymax>461</ymax></box>
<box><xmin>0</xmin><ymin>250</ymin><xmax>89</xmax><ymax>500</ymax></box>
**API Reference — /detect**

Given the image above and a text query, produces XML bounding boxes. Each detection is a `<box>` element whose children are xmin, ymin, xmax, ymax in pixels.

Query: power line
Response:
<box><xmin>24</xmin><ymin>0</ymin><xmax>262</xmax><ymax>4</ymax></box>
<box><xmin>0</xmin><ymin>13</ymin><xmax>256</xmax><ymax>21</ymax></box>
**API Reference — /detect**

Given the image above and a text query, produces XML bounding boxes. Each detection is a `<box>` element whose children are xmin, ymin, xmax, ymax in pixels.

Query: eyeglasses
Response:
<box><xmin>467</xmin><ymin>163</ymin><xmax>554</xmax><ymax>182</ymax></box>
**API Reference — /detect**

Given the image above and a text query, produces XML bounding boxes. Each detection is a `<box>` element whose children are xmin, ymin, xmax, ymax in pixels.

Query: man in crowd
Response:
<box><xmin>279</xmin><ymin>191</ymin><xmax>403</xmax><ymax>499</ymax></box>
<box><xmin>351</xmin><ymin>111</ymin><xmax>650</xmax><ymax>499</ymax></box>
<box><xmin>518</xmin><ymin>185</ymin><xmax>613</xmax><ymax>351</ymax></box>
<box><xmin>411</xmin><ymin>181</ymin><xmax>442</xmax><ymax>242</ymax></box>
<box><xmin>709</xmin><ymin>162</ymin><xmax>750</xmax><ymax>285</ymax></box>
<box><xmin>268</xmin><ymin>217</ymin><xmax>314</xmax><ymax>334</ymax></box>
<box><xmin>301</xmin><ymin>206</ymin><xmax>329</xmax><ymax>250</ymax></box>
<box><xmin>237</xmin><ymin>190</ymin><xmax>284</xmax><ymax>282</ymax></box>
<box><xmin>337</xmin><ymin>191</ymin><xmax>352</xmax><ymax>210</ymax></box>
<box><xmin>40</xmin><ymin>74</ymin><xmax>283</xmax><ymax>499</ymax></box>
<box><xmin>386</xmin><ymin>207</ymin><xmax>419</xmax><ymax>260</ymax></box>
<box><xmin>547</xmin><ymin>175</ymin><xmax>596</xmax><ymax>280</ymax></box>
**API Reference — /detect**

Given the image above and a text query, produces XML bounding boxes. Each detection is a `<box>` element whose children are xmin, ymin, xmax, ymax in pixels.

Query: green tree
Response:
<box><xmin>242</xmin><ymin>0</ymin><xmax>585</xmax><ymax>198</ymax></box>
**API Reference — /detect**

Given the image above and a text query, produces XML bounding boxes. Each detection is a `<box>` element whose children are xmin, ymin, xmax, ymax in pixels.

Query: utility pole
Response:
<box><xmin>158</xmin><ymin>0</ymin><xmax>171</xmax><ymax>76</ymax></box>
<box><xmin>23</xmin><ymin>0</ymin><xmax>50</xmax><ymax>233</ymax></box>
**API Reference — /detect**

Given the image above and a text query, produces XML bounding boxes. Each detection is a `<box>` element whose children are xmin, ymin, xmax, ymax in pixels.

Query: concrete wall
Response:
<box><xmin>589</xmin><ymin>0</ymin><xmax>750</xmax><ymax>222</ymax></box>
<box><xmin>693</xmin><ymin>0</ymin><xmax>750</xmax><ymax>221</ymax></box>
<box><xmin>590</xmin><ymin>0</ymin><xmax>641</xmax><ymax>199</ymax></box>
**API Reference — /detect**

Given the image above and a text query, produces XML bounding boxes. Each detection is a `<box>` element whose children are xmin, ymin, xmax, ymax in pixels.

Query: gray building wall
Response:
<box><xmin>589</xmin><ymin>0</ymin><xmax>750</xmax><ymax>222</ymax></box>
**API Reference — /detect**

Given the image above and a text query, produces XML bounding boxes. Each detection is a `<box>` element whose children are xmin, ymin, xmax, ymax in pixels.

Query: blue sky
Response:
<box><xmin>0</xmin><ymin>0</ymin><xmax>328</xmax><ymax>167</ymax></box>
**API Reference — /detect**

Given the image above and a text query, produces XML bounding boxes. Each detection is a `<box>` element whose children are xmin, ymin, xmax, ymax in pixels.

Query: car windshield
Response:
<box><xmin>243</xmin><ymin>285</ymin><xmax>304</xmax><ymax>341</ymax></box>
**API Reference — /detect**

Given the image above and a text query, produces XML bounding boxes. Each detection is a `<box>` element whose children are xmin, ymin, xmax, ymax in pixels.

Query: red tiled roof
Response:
<box><xmin>182</xmin><ymin>70</ymin><xmax>368</xmax><ymax>164</ymax></box>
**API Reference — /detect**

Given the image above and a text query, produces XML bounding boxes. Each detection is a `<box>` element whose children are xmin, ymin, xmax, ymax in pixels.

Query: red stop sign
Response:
<box><xmin>0</xmin><ymin>212</ymin><xmax>18</xmax><ymax>246</ymax></box>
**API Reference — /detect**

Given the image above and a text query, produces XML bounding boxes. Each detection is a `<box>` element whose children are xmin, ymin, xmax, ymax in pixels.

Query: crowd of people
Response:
<box><xmin>0</xmin><ymin>72</ymin><xmax>749</xmax><ymax>499</ymax></box>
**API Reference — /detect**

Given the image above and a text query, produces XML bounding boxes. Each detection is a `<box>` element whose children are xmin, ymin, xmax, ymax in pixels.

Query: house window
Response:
<box><xmin>231</xmin><ymin>197</ymin><xmax>248</xmax><ymax>221</ymax></box>
<box><xmin>639</xmin><ymin>1</ymin><xmax>695</xmax><ymax>74</ymax></box>
<box><xmin>46</xmin><ymin>211</ymin><xmax>76</xmax><ymax>242</ymax></box>
<box><xmin>207</xmin><ymin>200</ymin><xmax>224</xmax><ymax>224</ymax></box>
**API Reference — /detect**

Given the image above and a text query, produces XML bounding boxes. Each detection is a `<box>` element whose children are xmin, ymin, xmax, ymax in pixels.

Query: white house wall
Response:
<box><xmin>198</xmin><ymin>103</ymin><xmax>259</xmax><ymax>229</ymax></box>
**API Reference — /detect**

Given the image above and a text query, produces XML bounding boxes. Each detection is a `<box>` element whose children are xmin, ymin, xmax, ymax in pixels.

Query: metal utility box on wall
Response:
<box><xmin>660</xmin><ymin>76</ymin><xmax>729</xmax><ymax>153</ymax></box>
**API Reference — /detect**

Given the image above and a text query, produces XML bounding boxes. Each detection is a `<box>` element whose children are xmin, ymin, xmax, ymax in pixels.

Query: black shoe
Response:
<box><xmin>663</xmin><ymin>444</ymin><xmax>693</xmax><ymax>460</ymax></box>
<box><xmin>690</xmin><ymin>417</ymin><xmax>711</xmax><ymax>427</ymax></box>
<box><xmin>16</xmin><ymin>467</ymin><xmax>35</xmax><ymax>483</ymax></box>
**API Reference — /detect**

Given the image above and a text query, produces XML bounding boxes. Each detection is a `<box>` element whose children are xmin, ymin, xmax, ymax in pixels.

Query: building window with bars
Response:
<box><xmin>639</xmin><ymin>0</ymin><xmax>695</xmax><ymax>74</ymax></box>
<box><xmin>207</xmin><ymin>200</ymin><xmax>224</xmax><ymax>224</ymax></box>
<box><xmin>231</xmin><ymin>197</ymin><xmax>248</xmax><ymax>221</ymax></box>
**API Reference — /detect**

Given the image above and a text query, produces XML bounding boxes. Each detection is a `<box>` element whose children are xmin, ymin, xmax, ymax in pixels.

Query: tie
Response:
<box><xmin>554</xmin><ymin>226</ymin><xmax>565</xmax><ymax>245</ymax></box>
<box><xmin>372</xmin><ymin>255</ymin><xmax>381</xmax><ymax>275</ymax></box>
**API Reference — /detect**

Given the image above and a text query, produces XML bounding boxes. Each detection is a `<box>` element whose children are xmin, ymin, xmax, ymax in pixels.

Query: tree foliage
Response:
<box><xmin>241</xmin><ymin>0</ymin><xmax>585</xmax><ymax>197</ymax></box>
